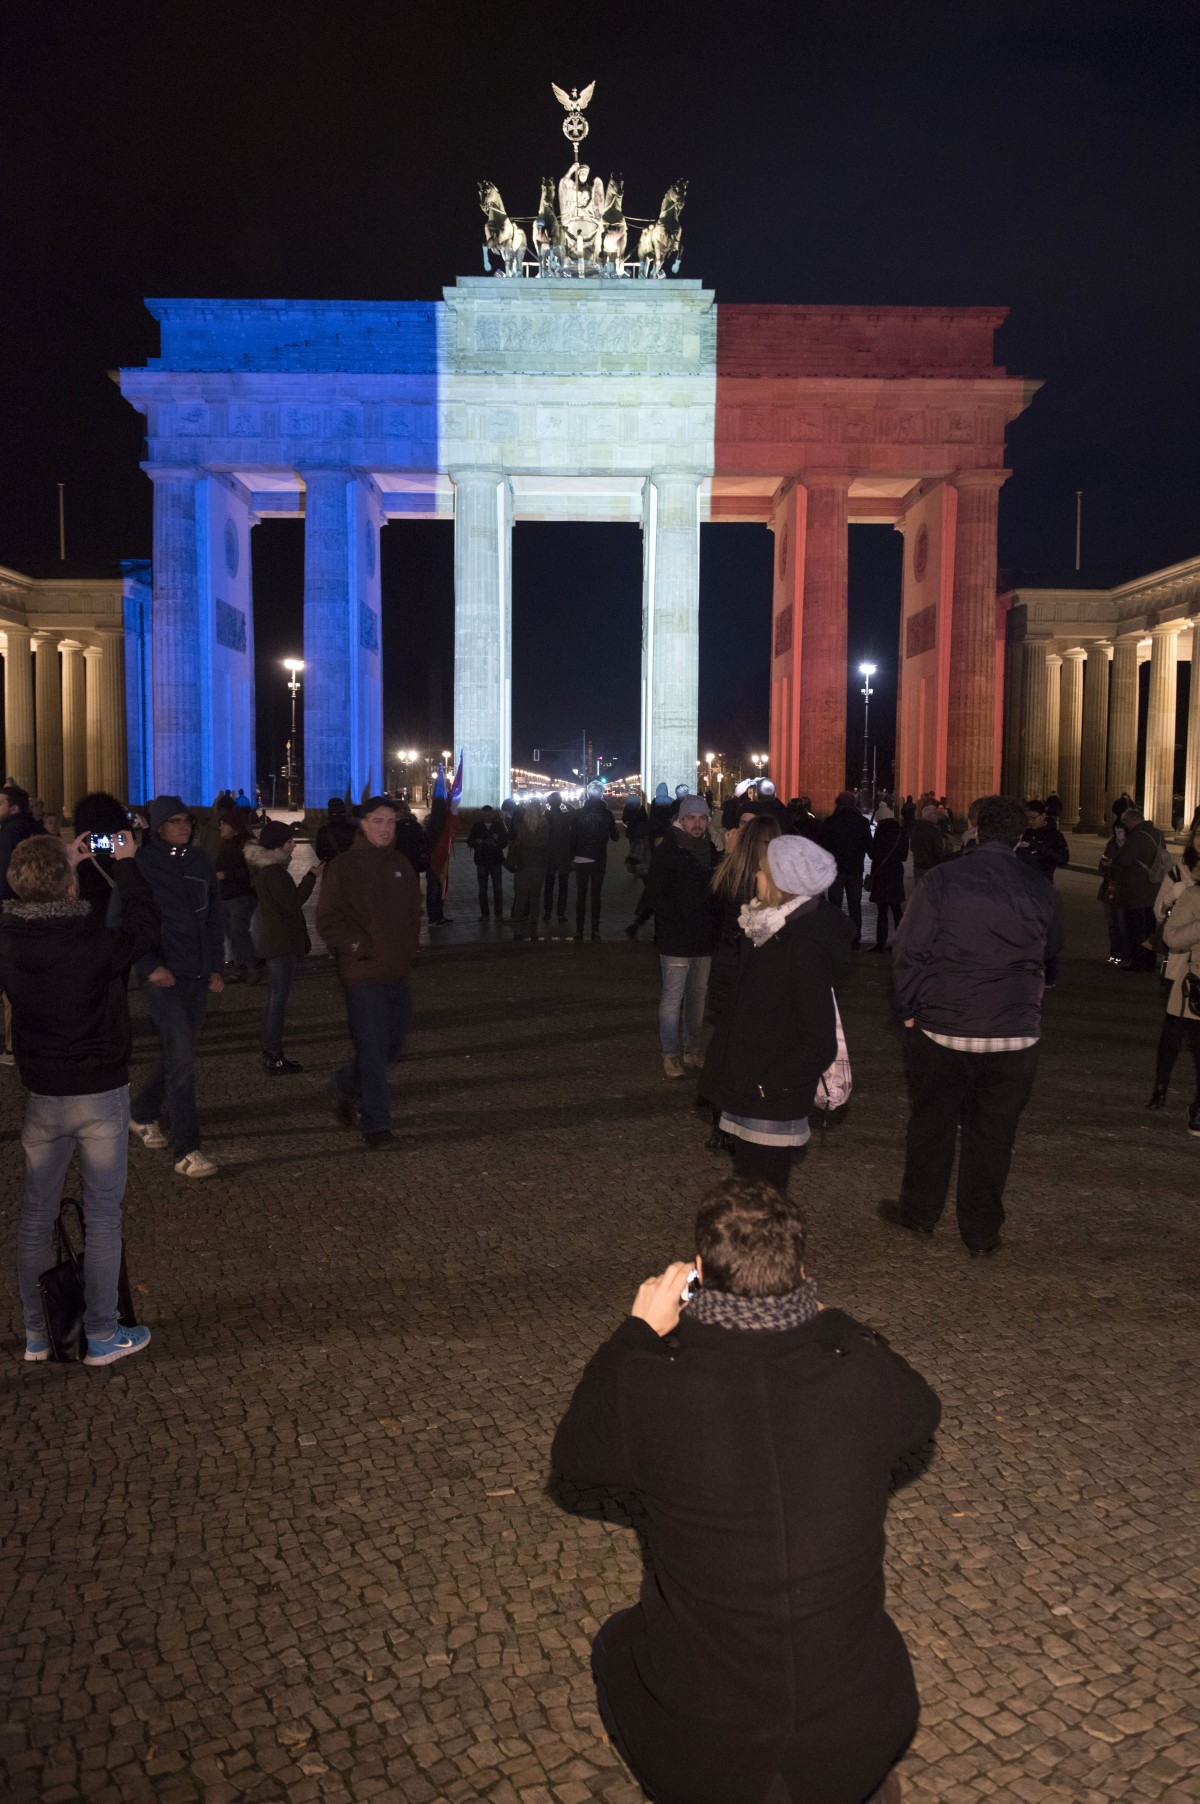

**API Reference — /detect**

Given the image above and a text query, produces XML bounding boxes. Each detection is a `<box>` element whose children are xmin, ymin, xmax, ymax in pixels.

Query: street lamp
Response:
<box><xmin>859</xmin><ymin>663</ymin><xmax>877</xmax><ymax>796</ymax></box>
<box><xmin>751</xmin><ymin>752</ymin><xmax>767</xmax><ymax>777</ymax></box>
<box><xmin>283</xmin><ymin>659</ymin><xmax>304</xmax><ymax>809</ymax></box>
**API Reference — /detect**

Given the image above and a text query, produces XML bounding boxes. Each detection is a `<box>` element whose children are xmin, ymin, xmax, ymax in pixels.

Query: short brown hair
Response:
<box><xmin>695</xmin><ymin>1179</ymin><xmax>807</xmax><ymax>1297</ymax></box>
<box><xmin>7</xmin><ymin>835</ymin><xmax>73</xmax><ymax>901</ymax></box>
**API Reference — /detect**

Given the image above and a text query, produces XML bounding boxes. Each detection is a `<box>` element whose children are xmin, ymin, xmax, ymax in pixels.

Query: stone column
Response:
<box><xmin>796</xmin><ymin>475</ymin><xmax>849</xmax><ymax>813</ymax></box>
<box><xmin>1183</xmin><ymin>619</ymin><xmax>1200</xmax><ymax>829</ymax></box>
<box><xmin>83</xmin><ymin>633</ymin><xmax>127</xmax><ymax>798</ymax></box>
<box><xmin>642</xmin><ymin>472</ymin><xmax>701</xmax><ymax>797</ymax></box>
<box><xmin>946</xmin><ymin>475</ymin><xmax>1005</xmax><ymax>803</ymax></box>
<box><xmin>452</xmin><ymin>470</ymin><xmax>512</xmax><ymax>808</ymax></box>
<box><xmin>1</xmin><ymin>627</ymin><xmax>35</xmax><ymax>790</ymax></box>
<box><xmin>149</xmin><ymin>469</ymin><xmax>204</xmax><ymax>801</ymax></box>
<box><xmin>60</xmin><ymin>642</ymin><xmax>87</xmax><ymax>817</ymax></box>
<box><xmin>1079</xmin><ymin>643</ymin><xmax>1111</xmax><ymax>833</ymax></box>
<box><xmin>33</xmin><ymin>633</ymin><xmax>63</xmax><ymax>812</ymax></box>
<box><xmin>1143</xmin><ymin>623</ymin><xmax>1180</xmax><ymax>828</ymax></box>
<box><xmin>302</xmin><ymin>468</ymin><xmax>354</xmax><ymax>807</ymax></box>
<box><xmin>1056</xmin><ymin>648</ymin><xmax>1084</xmax><ymax>825</ymax></box>
<box><xmin>1044</xmin><ymin>653</ymin><xmax>1062</xmax><ymax>799</ymax></box>
<box><xmin>1018</xmin><ymin>643</ymin><xmax>1052</xmax><ymax>799</ymax></box>
<box><xmin>1106</xmin><ymin>637</ymin><xmax>1140</xmax><ymax>807</ymax></box>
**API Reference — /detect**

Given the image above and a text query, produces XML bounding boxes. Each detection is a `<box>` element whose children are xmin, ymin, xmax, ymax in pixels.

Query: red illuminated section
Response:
<box><xmin>713</xmin><ymin>304</ymin><xmax>1035</xmax><ymax>809</ymax></box>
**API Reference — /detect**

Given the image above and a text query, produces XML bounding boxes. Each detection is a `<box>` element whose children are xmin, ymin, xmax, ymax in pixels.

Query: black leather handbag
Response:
<box><xmin>38</xmin><ymin>1201</ymin><xmax>138</xmax><ymax>1362</ymax></box>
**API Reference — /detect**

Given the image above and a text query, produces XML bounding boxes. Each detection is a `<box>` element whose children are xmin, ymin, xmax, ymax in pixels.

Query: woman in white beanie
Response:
<box><xmin>700</xmin><ymin>834</ymin><xmax>853</xmax><ymax>1193</ymax></box>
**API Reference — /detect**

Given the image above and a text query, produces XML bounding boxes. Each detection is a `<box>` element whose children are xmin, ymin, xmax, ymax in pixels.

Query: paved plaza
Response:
<box><xmin>2</xmin><ymin>860</ymin><xmax>1198</xmax><ymax>1804</ymax></box>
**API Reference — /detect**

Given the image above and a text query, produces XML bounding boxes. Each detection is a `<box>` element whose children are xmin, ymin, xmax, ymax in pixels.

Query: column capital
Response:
<box><xmin>1149</xmin><ymin>619</ymin><xmax>1183</xmax><ymax>640</ymax></box>
<box><xmin>1060</xmin><ymin>645</ymin><xmax>1088</xmax><ymax>663</ymax></box>
<box><xmin>57</xmin><ymin>638</ymin><xmax>85</xmax><ymax>653</ymax></box>
<box><xmin>142</xmin><ymin>464</ymin><xmax>201</xmax><ymax>486</ymax></box>
<box><xmin>950</xmin><ymin>469</ymin><xmax>1009</xmax><ymax>491</ymax></box>
<box><xmin>795</xmin><ymin>468</ymin><xmax>852</xmax><ymax>490</ymax></box>
<box><xmin>648</xmin><ymin>469</ymin><xmax>703</xmax><ymax>490</ymax></box>
<box><xmin>30</xmin><ymin>629</ymin><xmax>57</xmax><ymax>647</ymax></box>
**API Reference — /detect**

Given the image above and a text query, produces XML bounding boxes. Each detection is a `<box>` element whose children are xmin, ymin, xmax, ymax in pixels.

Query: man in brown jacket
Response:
<box><xmin>316</xmin><ymin>797</ymin><xmax>423</xmax><ymax>1148</ymax></box>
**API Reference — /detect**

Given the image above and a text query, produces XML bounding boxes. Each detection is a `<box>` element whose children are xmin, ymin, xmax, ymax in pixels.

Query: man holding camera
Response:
<box><xmin>128</xmin><ymin>796</ymin><xmax>225</xmax><ymax>1180</ymax></box>
<box><xmin>552</xmin><ymin>1178</ymin><xmax>939</xmax><ymax>1804</ymax></box>
<box><xmin>2</xmin><ymin>829</ymin><xmax>158</xmax><ymax>1365</ymax></box>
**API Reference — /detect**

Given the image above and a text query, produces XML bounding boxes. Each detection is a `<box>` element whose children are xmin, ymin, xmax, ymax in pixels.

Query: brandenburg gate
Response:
<box><xmin>117</xmin><ymin>86</ymin><xmax>1035</xmax><ymax>810</ymax></box>
<box><xmin>118</xmin><ymin>285</ymin><xmax>1031</xmax><ymax>810</ymax></box>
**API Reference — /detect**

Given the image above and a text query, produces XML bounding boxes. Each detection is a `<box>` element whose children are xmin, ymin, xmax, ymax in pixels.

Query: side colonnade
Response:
<box><xmin>1007</xmin><ymin>558</ymin><xmax>1200</xmax><ymax>831</ymax></box>
<box><xmin>0</xmin><ymin>568</ymin><xmax>129</xmax><ymax>813</ymax></box>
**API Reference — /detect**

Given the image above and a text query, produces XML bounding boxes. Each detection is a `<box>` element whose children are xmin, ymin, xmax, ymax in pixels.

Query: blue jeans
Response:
<box><xmin>221</xmin><ymin>893</ymin><xmax>256</xmax><ymax>969</ymax></box>
<box><xmin>132</xmin><ymin>977</ymin><xmax>208</xmax><ymax>1158</ymax></box>
<box><xmin>263</xmin><ymin>955</ymin><xmax>296</xmax><ymax>1052</ymax></box>
<box><xmin>334</xmin><ymin>981</ymin><xmax>412</xmax><ymax>1132</ymax></box>
<box><xmin>659</xmin><ymin>955</ymin><xmax>711</xmax><ymax>1055</ymax></box>
<box><xmin>18</xmin><ymin>1086</ymin><xmax>129</xmax><ymax>1338</ymax></box>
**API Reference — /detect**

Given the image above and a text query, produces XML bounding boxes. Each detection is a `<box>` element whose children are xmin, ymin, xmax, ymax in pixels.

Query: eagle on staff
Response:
<box><xmin>551</xmin><ymin>81</ymin><xmax>595</xmax><ymax>116</ymax></box>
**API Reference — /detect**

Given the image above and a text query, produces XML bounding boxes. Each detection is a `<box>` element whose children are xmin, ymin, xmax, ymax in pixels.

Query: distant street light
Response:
<box><xmin>859</xmin><ymin>663</ymin><xmax>877</xmax><ymax>795</ymax></box>
<box><xmin>751</xmin><ymin>752</ymin><xmax>767</xmax><ymax>776</ymax></box>
<box><xmin>283</xmin><ymin>659</ymin><xmax>304</xmax><ymax>809</ymax></box>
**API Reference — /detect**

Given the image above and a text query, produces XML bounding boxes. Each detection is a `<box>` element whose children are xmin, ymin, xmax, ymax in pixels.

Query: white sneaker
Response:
<box><xmin>0</xmin><ymin>1050</ymin><xmax>15</xmax><ymax>1067</ymax></box>
<box><xmin>663</xmin><ymin>1054</ymin><xmax>686</xmax><ymax>1079</ymax></box>
<box><xmin>174</xmin><ymin>1150</ymin><xmax>219</xmax><ymax>1179</ymax></box>
<box><xmin>130</xmin><ymin>1119</ymin><xmax>169</xmax><ymax>1150</ymax></box>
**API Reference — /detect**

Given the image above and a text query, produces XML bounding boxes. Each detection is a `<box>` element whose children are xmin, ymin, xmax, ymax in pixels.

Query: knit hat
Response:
<box><xmin>758</xmin><ymin>779</ymin><xmax>777</xmax><ymax>798</ymax></box>
<box><xmin>259</xmin><ymin>820</ymin><xmax>295</xmax><ymax>851</ymax></box>
<box><xmin>835</xmin><ymin>790</ymin><xmax>856</xmax><ymax>808</ymax></box>
<box><xmin>675</xmin><ymin>793</ymin><xmax>710</xmax><ymax>819</ymax></box>
<box><xmin>874</xmin><ymin>803</ymin><xmax>894</xmax><ymax>822</ymax></box>
<box><xmin>766</xmin><ymin>834</ymin><xmax>837</xmax><ymax>900</ymax></box>
<box><xmin>149</xmin><ymin>795</ymin><xmax>189</xmax><ymax>832</ymax></box>
<box><xmin>360</xmin><ymin>796</ymin><xmax>397</xmax><ymax>815</ymax></box>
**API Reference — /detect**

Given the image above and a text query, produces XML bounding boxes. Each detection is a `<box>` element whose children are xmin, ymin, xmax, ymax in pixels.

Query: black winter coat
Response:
<box><xmin>892</xmin><ymin>840</ymin><xmax>1063</xmax><ymax>1038</ymax></box>
<box><xmin>868</xmin><ymin>818</ymin><xmax>908</xmax><ymax>905</ymax></box>
<box><xmin>315</xmin><ymin>815</ymin><xmax>356</xmax><ymax>864</ymax></box>
<box><xmin>132</xmin><ymin>836</ymin><xmax>224</xmax><ymax>982</ymax></box>
<box><xmin>1016</xmin><ymin>822</ymin><xmax>1069</xmax><ymax>883</ymax></box>
<box><xmin>551</xmin><ymin>1307</ymin><xmax>941</xmax><ymax>1804</ymax></box>
<box><xmin>0</xmin><ymin>861</ymin><xmax>160</xmax><ymax>1095</ymax></box>
<box><xmin>570</xmin><ymin>800</ymin><xmax>618</xmax><ymax>868</ymax></box>
<box><xmin>702</xmin><ymin>899</ymin><xmax>852</xmax><ymax>1119</ymax></box>
<box><xmin>642</xmin><ymin>829</ymin><xmax>718</xmax><ymax>957</ymax></box>
<box><xmin>467</xmin><ymin>817</ymin><xmax>509</xmax><ymax>867</ymax></box>
<box><xmin>821</xmin><ymin>804</ymin><xmax>873</xmax><ymax>875</ymax></box>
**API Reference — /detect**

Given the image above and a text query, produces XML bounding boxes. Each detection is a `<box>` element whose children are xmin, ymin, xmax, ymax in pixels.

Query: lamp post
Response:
<box><xmin>283</xmin><ymin>659</ymin><xmax>304</xmax><ymax>809</ymax></box>
<box><xmin>751</xmin><ymin>752</ymin><xmax>767</xmax><ymax>781</ymax></box>
<box><xmin>858</xmin><ymin>663</ymin><xmax>876</xmax><ymax>797</ymax></box>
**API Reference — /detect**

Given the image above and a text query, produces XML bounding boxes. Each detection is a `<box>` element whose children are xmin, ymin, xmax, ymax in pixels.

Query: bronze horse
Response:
<box><xmin>532</xmin><ymin>175</ymin><xmax>562</xmax><ymax>276</ymax></box>
<box><xmin>638</xmin><ymin>178</ymin><xmax>687</xmax><ymax>279</ymax></box>
<box><xmin>478</xmin><ymin>180</ymin><xmax>527</xmax><ymax>277</ymax></box>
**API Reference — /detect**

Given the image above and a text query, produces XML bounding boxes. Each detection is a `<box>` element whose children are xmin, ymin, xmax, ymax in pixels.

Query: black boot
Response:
<box><xmin>1146</xmin><ymin>1085</ymin><xmax>1168</xmax><ymax>1110</ymax></box>
<box><xmin>263</xmin><ymin>1051</ymin><xmax>303</xmax><ymax>1075</ymax></box>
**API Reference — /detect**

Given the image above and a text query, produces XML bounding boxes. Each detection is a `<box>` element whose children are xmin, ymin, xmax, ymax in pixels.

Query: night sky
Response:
<box><xmin>3</xmin><ymin>0</ymin><xmax>1197</xmax><ymax>788</ymax></box>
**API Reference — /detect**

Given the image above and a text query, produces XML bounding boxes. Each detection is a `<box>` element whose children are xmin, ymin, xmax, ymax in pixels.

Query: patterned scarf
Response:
<box><xmin>688</xmin><ymin>1278</ymin><xmax>820</xmax><ymax>1332</ymax></box>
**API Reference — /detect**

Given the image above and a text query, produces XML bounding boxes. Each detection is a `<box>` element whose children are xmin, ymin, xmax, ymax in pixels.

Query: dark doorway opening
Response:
<box><xmin>382</xmin><ymin>520</ymin><xmax>454</xmax><ymax>784</ymax></box>
<box><xmin>699</xmin><ymin>524</ymin><xmax>773</xmax><ymax>774</ymax></box>
<box><xmin>847</xmin><ymin>526</ymin><xmax>903</xmax><ymax>793</ymax></box>
<box><xmin>251</xmin><ymin>520</ymin><xmax>303</xmax><ymax>797</ymax></box>
<box><xmin>511</xmin><ymin>523</ymin><xmax>642</xmax><ymax>788</ymax></box>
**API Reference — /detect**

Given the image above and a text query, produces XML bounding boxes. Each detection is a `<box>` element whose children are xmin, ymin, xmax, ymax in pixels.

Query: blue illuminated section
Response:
<box><xmin>120</xmin><ymin>300</ymin><xmax>441</xmax><ymax>803</ymax></box>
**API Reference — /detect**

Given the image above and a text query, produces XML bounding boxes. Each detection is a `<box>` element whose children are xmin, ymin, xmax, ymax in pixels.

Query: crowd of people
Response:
<box><xmin>3</xmin><ymin>765</ymin><xmax>1199</xmax><ymax>1802</ymax></box>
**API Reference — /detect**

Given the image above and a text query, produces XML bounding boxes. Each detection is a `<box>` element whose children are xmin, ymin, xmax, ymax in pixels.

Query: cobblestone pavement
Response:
<box><xmin>2</xmin><ymin>858</ymin><xmax>1198</xmax><ymax>1803</ymax></box>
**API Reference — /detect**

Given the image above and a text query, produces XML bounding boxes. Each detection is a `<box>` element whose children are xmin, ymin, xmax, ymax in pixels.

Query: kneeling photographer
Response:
<box><xmin>552</xmin><ymin>1179</ymin><xmax>940</xmax><ymax>1804</ymax></box>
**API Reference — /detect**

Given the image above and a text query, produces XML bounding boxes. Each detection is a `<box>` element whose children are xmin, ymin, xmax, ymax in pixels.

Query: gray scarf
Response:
<box><xmin>673</xmin><ymin>824</ymin><xmax>712</xmax><ymax>866</ymax></box>
<box><xmin>688</xmin><ymin>1278</ymin><xmax>820</xmax><ymax>1332</ymax></box>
